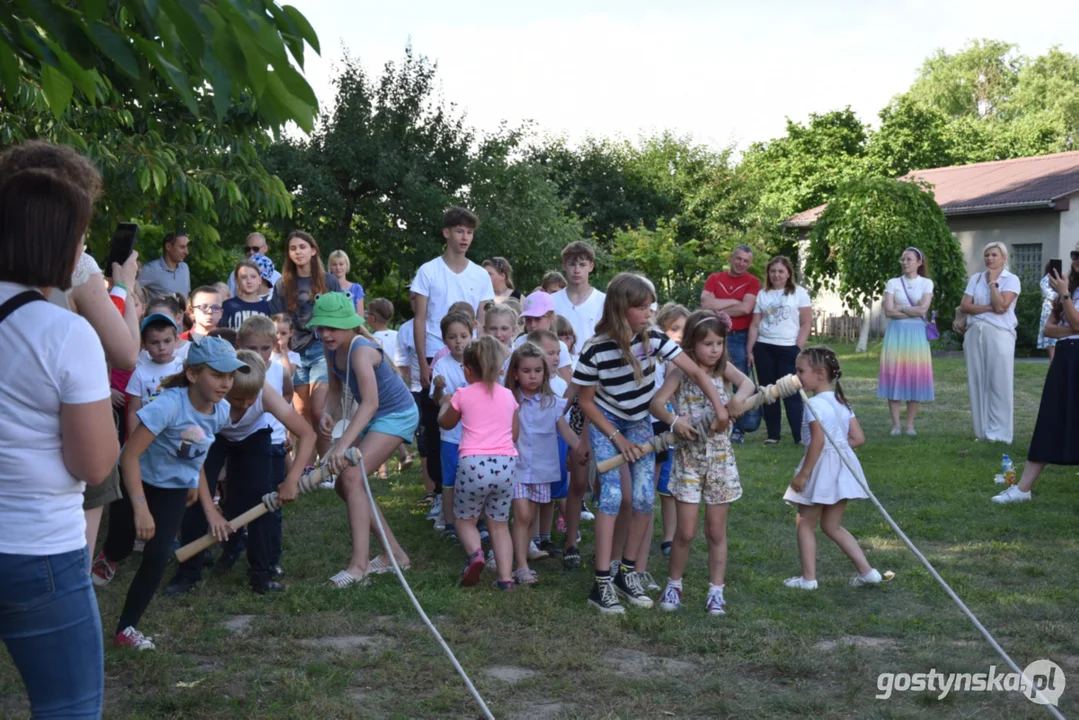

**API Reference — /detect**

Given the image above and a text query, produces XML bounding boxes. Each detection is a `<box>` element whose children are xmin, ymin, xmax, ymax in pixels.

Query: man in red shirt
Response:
<box><xmin>701</xmin><ymin>244</ymin><xmax>760</xmax><ymax>442</ymax></box>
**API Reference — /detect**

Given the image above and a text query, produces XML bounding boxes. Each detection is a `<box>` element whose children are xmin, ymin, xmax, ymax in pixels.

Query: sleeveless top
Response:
<box><xmin>671</xmin><ymin>371</ymin><xmax>730</xmax><ymax>432</ymax></box>
<box><xmin>330</xmin><ymin>336</ymin><xmax>414</xmax><ymax>420</ymax></box>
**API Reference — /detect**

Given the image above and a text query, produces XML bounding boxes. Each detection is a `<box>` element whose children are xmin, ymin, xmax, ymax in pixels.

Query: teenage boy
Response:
<box><xmin>700</xmin><ymin>244</ymin><xmax>759</xmax><ymax>443</ymax></box>
<box><xmin>551</xmin><ymin>241</ymin><xmax>605</xmax><ymax>351</ymax></box>
<box><xmin>412</xmin><ymin>207</ymin><xmax>496</xmax><ymax>505</ymax></box>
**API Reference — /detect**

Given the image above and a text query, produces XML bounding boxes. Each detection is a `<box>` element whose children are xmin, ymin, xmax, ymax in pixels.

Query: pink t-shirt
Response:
<box><xmin>451</xmin><ymin>382</ymin><xmax>519</xmax><ymax>458</ymax></box>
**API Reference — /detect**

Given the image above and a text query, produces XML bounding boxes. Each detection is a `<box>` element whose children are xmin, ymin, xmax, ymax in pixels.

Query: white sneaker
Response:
<box><xmin>580</xmin><ymin>508</ymin><xmax>595</xmax><ymax>521</ymax></box>
<box><xmin>486</xmin><ymin>549</ymin><xmax>497</xmax><ymax>572</ymax></box>
<box><xmin>659</xmin><ymin>584</ymin><xmax>682</xmax><ymax>612</ymax></box>
<box><xmin>783</xmin><ymin>576</ymin><xmax>818</xmax><ymax>590</ymax></box>
<box><xmin>527</xmin><ymin>540</ymin><xmax>548</xmax><ymax>561</ymax></box>
<box><xmin>850</xmin><ymin>569</ymin><xmax>882</xmax><ymax>587</ymax></box>
<box><xmin>991</xmin><ymin>485</ymin><xmax>1031</xmax><ymax>504</ymax></box>
<box><xmin>425</xmin><ymin>497</ymin><xmax>442</xmax><ymax>521</ymax></box>
<box><xmin>705</xmin><ymin>586</ymin><xmax>727</xmax><ymax>615</ymax></box>
<box><xmin>638</xmin><ymin>571</ymin><xmax>660</xmax><ymax>592</ymax></box>
<box><xmin>319</xmin><ymin>477</ymin><xmax>335</xmax><ymax>490</ymax></box>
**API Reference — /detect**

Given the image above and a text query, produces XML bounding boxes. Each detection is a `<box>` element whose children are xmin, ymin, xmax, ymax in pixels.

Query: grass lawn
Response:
<box><xmin>2</xmin><ymin>341</ymin><xmax>1077</xmax><ymax>719</ymax></box>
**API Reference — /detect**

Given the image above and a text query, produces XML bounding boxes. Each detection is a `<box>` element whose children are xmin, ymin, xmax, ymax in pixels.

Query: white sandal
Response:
<box><xmin>329</xmin><ymin>570</ymin><xmax>370</xmax><ymax>588</ymax></box>
<box><xmin>368</xmin><ymin>556</ymin><xmax>410</xmax><ymax>575</ymax></box>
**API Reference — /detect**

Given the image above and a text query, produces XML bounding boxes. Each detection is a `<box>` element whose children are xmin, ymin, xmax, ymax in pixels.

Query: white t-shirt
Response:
<box><xmin>965</xmin><ymin>270</ymin><xmax>1022</xmax><ymax>333</ymax></box>
<box><xmin>265</xmin><ymin>360</ymin><xmax>287</xmax><ymax>444</ymax></box>
<box><xmin>552</xmin><ymin>287</ymin><xmax>606</xmax><ymax>354</ymax></box>
<box><xmin>395</xmin><ymin>319</ymin><xmax>422</xmax><ymax>393</ymax></box>
<box><xmin>270</xmin><ymin>350</ymin><xmax>300</xmax><ymax>370</ymax></box>
<box><xmin>373</xmin><ymin>329</ymin><xmax>398</xmax><ymax>368</ymax></box>
<box><xmin>0</xmin><ymin>283</ymin><xmax>110</xmax><ymax>555</ymax></box>
<box><xmin>429</xmin><ymin>355</ymin><xmax>467</xmax><ymax>444</ymax></box>
<box><xmin>513</xmin><ymin>335</ymin><xmax>573</xmax><ymax>370</ymax></box>
<box><xmin>550</xmin><ymin>374</ymin><xmax>568</xmax><ymax>399</ymax></box>
<box><xmin>885</xmin><ymin>276</ymin><xmax>935</xmax><ymax>309</ymax></box>
<box><xmin>411</xmin><ymin>256</ymin><xmax>495</xmax><ymax>357</ymax></box>
<box><xmin>754</xmin><ymin>286</ymin><xmax>812</xmax><ymax>346</ymax></box>
<box><xmin>218</xmin><ymin>389</ymin><xmax>270</xmax><ymax>442</ymax></box>
<box><xmin>126</xmin><ymin>357</ymin><xmax>184</xmax><ymax>404</ymax></box>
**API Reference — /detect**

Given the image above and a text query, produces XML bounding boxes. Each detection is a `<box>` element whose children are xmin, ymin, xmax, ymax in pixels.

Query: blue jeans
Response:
<box><xmin>0</xmin><ymin>547</ymin><xmax>104</xmax><ymax>719</ymax></box>
<box><xmin>727</xmin><ymin>330</ymin><xmax>748</xmax><ymax>434</ymax></box>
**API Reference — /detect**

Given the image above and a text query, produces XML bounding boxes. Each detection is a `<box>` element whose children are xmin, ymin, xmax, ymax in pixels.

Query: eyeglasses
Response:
<box><xmin>193</xmin><ymin>304</ymin><xmax>223</xmax><ymax>313</ymax></box>
<box><xmin>245</xmin><ymin>246</ymin><xmax>262</xmax><ymax>254</ymax></box>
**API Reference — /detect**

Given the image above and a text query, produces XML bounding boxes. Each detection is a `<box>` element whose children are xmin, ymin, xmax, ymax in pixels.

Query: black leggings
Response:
<box><xmin>420</xmin><ymin>364</ymin><xmax>442</xmax><ymax>494</ymax></box>
<box><xmin>754</xmin><ymin>341</ymin><xmax>804</xmax><ymax>443</ymax></box>
<box><xmin>107</xmin><ymin>483</ymin><xmax>189</xmax><ymax>633</ymax></box>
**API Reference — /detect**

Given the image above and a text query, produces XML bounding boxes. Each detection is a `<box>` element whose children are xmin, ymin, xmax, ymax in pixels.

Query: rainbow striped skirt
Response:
<box><xmin>877</xmin><ymin>318</ymin><xmax>935</xmax><ymax>402</ymax></box>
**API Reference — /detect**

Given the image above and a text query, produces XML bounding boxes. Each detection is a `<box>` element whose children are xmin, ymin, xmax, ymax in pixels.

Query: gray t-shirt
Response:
<box><xmin>138</xmin><ymin>256</ymin><xmax>191</xmax><ymax>299</ymax></box>
<box><xmin>269</xmin><ymin>273</ymin><xmax>341</xmax><ymax>352</ymax></box>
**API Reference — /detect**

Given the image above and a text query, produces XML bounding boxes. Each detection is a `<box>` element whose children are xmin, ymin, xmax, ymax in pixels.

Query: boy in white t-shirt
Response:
<box><xmin>125</xmin><ymin>313</ymin><xmax>184</xmax><ymax>438</ymax></box>
<box><xmin>430</xmin><ymin>312</ymin><xmax>473</xmax><ymax>543</ymax></box>
<box><xmin>551</xmin><ymin>241</ymin><xmax>606</xmax><ymax>352</ymax></box>
<box><xmin>412</xmin><ymin>207</ymin><xmax>495</xmax><ymax>505</ymax></box>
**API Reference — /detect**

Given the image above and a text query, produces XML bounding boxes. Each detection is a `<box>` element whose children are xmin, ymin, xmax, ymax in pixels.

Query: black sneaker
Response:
<box><xmin>537</xmin><ymin>539</ymin><xmax>561</xmax><ymax>557</ymax></box>
<box><xmin>614</xmin><ymin>569</ymin><xmax>654</xmax><ymax>608</ymax></box>
<box><xmin>251</xmin><ymin>579</ymin><xmax>285</xmax><ymax>595</ymax></box>
<box><xmin>563</xmin><ymin>547</ymin><xmax>581</xmax><ymax>569</ymax></box>
<box><xmin>165</xmin><ymin>576</ymin><xmax>198</xmax><ymax>597</ymax></box>
<box><xmin>587</xmin><ymin>579</ymin><xmax>625</xmax><ymax>615</ymax></box>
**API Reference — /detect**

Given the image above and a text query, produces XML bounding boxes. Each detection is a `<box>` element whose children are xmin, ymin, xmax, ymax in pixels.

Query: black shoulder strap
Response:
<box><xmin>0</xmin><ymin>290</ymin><xmax>45</xmax><ymax>325</ymax></box>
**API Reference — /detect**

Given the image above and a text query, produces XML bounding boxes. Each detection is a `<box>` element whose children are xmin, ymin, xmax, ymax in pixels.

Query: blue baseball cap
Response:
<box><xmin>186</xmin><ymin>335</ymin><xmax>250</xmax><ymax>374</ymax></box>
<box><xmin>139</xmin><ymin>313</ymin><xmax>178</xmax><ymax>334</ymax></box>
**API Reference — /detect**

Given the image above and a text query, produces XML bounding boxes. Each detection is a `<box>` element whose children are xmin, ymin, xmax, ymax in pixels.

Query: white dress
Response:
<box><xmin>783</xmin><ymin>392</ymin><xmax>868</xmax><ymax>506</ymax></box>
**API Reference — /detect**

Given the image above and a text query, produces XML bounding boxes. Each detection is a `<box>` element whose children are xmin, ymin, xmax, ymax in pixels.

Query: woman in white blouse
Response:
<box><xmin>876</xmin><ymin>248</ymin><xmax>935</xmax><ymax>436</ymax></box>
<box><xmin>748</xmin><ymin>256</ymin><xmax>812</xmax><ymax>445</ymax></box>
<box><xmin>959</xmin><ymin>242</ymin><xmax>1021</xmax><ymax>443</ymax></box>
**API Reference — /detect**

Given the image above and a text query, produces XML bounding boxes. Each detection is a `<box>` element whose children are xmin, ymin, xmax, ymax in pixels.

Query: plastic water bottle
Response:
<box><xmin>1002</xmin><ymin>454</ymin><xmax>1016</xmax><ymax>486</ymax></box>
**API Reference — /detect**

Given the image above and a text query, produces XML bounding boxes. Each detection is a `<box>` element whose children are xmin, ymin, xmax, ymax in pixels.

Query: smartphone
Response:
<box><xmin>104</xmin><ymin>223</ymin><xmax>139</xmax><ymax>278</ymax></box>
<box><xmin>1049</xmin><ymin>259</ymin><xmax>1063</xmax><ymax>277</ymax></box>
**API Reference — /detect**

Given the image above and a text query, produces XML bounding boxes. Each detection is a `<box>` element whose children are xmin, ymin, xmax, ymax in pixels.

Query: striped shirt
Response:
<box><xmin>573</xmin><ymin>328</ymin><xmax>682</xmax><ymax>421</ymax></box>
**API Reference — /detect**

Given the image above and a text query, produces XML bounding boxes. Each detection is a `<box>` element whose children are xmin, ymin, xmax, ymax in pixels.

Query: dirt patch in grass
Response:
<box><xmin>220</xmin><ymin>614</ymin><xmax>256</xmax><ymax>633</ymax></box>
<box><xmin>814</xmin><ymin>635</ymin><xmax>898</xmax><ymax>651</ymax></box>
<box><xmin>485</xmin><ymin>665</ymin><xmax>538</xmax><ymax>684</ymax></box>
<box><xmin>509</xmin><ymin>698</ymin><xmax>568</xmax><ymax>720</ymax></box>
<box><xmin>296</xmin><ymin>635</ymin><xmax>390</xmax><ymax>652</ymax></box>
<box><xmin>602</xmin><ymin>648</ymin><xmax>696</xmax><ymax>678</ymax></box>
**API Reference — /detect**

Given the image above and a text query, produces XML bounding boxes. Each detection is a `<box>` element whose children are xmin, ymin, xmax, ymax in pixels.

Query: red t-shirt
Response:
<box><xmin>703</xmin><ymin>271</ymin><xmax>761</xmax><ymax>332</ymax></box>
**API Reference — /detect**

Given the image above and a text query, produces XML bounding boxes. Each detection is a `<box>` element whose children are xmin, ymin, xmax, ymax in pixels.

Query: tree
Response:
<box><xmin>804</xmin><ymin>176</ymin><xmax>966</xmax><ymax>352</ymax></box>
<box><xmin>907</xmin><ymin>39</ymin><xmax>1022</xmax><ymax>119</ymax></box>
<box><xmin>0</xmin><ymin>0</ymin><xmax>321</xmax><ymax>131</ymax></box>
<box><xmin>264</xmin><ymin>46</ymin><xmax>474</xmax><ymax>303</ymax></box>
<box><xmin>870</xmin><ymin>96</ymin><xmax>955</xmax><ymax>177</ymax></box>
<box><xmin>738</xmin><ymin>108</ymin><xmax>870</xmax><ymax>247</ymax></box>
<box><xmin>466</xmin><ymin>125</ymin><xmax>584</xmax><ymax>291</ymax></box>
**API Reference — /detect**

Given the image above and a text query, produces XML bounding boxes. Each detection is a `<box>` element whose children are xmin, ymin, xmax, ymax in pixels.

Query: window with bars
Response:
<box><xmin>1011</xmin><ymin>243</ymin><xmax>1043</xmax><ymax>283</ymax></box>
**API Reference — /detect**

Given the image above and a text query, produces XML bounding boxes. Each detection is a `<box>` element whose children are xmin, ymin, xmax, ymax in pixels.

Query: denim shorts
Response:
<box><xmin>293</xmin><ymin>340</ymin><xmax>328</xmax><ymax>387</ymax></box>
<box><xmin>364</xmin><ymin>405</ymin><xmax>420</xmax><ymax>444</ymax></box>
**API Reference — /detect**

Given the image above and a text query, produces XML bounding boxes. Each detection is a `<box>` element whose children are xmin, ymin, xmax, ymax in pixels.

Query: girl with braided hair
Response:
<box><xmin>782</xmin><ymin>346</ymin><xmax>883</xmax><ymax>591</ymax></box>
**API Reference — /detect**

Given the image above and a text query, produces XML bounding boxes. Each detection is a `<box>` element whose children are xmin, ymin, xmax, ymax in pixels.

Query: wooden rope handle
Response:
<box><xmin>174</xmin><ymin>448</ymin><xmax>363</xmax><ymax>563</ymax></box>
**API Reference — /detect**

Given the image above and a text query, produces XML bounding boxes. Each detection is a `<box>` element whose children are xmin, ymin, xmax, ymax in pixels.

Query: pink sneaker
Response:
<box><xmin>459</xmin><ymin>550</ymin><xmax>486</xmax><ymax>587</ymax></box>
<box><xmin>556</xmin><ymin>514</ymin><xmax>566</xmax><ymax>533</ymax></box>
<box><xmin>114</xmin><ymin>626</ymin><xmax>155</xmax><ymax>651</ymax></box>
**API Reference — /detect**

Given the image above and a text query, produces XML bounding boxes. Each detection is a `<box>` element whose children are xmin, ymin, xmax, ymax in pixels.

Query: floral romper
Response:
<box><xmin>669</xmin><ymin>373</ymin><xmax>742</xmax><ymax>505</ymax></box>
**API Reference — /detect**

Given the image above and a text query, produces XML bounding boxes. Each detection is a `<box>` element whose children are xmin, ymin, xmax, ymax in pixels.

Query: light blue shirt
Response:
<box><xmin>136</xmin><ymin>387</ymin><xmax>230</xmax><ymax>489</ymax></box>
<box><xmin>515</xmin><ymin>393</ymin><xmax>567</xmax><ymax>484</ymax></box>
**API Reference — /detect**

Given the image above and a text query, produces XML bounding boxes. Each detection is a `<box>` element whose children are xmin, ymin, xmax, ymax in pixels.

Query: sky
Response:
<box><xmin>290</xmin><ymin>0</ymin><xmax>1077</xmax><ymax>151</ymax></box>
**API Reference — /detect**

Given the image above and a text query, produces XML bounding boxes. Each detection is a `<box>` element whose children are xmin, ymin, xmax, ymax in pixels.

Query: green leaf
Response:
<box><xmin>228</xmin><ymin>26</ymin><xmax>266</xmax><ymax>95</ymax></box>
<box><xmin>80</xmin><ymin>0</ymin><xmax>107</xmax><ymax>23</ymax></box>
<box><xmin>201</xmin><ymin>53</ymin><xmax>233</xmax><ymax>122</ymax></box>
<box><xmin>151</xmin><ymin>165</ymin><xmax>166</xmax><ymax>193</ymax></box>
<box><xmin>0</xmin><ymin>39</ymin><xmax>20</xmax><ymax>100</ymax></box>
<box><xmin>159</xmin><ymin>0</ymin><xmax>204</xmax><ymax>61</ymax></box>
<box><xmin>274</xmin><ymin>62</ymin><xmax>317</xmax><ymax>109</ymax></box>
<box><xmin>88</xmin><ymin>23</ymin><xmax>140</xmax><ymax>79</ymax></box>
<box><xmin>282</xmin><ymin>5</ymin><xmax>320</xmax><ymax>55</ymax></box>
<box><xmin>137</xmin><ymin>166</ymin><xmax>151</xmax><ymax>192</ymax></box>
<box><xmin>40</xmin><ymin>64</ymin><xmax>73</xmax><ymax>118</ymax></box>
<box><xmin>264</xmin><ymin>70</ymin><xmax>313</xmax><ymax>132</ymax></box>
<box><xmin>132</xmin><ymin>37</ymin><xmax>198</xmax><ymax>116</ymax></box>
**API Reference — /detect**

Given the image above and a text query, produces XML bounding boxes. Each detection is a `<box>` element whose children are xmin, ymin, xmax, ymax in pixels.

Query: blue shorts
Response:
<box><xmin>293</xmin><ymin>340</ymin><xmax>328</xmax><ymax>387</ymax></box>
<box><xmin>551</xmin><ymin>437</ymin><xmax>569</xmax><ymax>500</ymax></box>
<box><xmin>440</xmin><ymin>440</ymin><xmax>460</xmax><ymax>489</ymax></box>
<box><xmin>657</xmin><ymin>454</ymin><xmax>673</xmax><ymax>497</ymax></box>
<box><xmin>363</xmin><ymin>405</ymin><xmax>420</xmax><ymax>444</ymax></box>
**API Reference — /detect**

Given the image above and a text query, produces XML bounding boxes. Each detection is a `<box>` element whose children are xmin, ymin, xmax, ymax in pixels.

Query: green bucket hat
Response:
<box><xmin>307</xmin><ymin>292</ymin><xmax>366</xmax><ymax>330</ymax></box>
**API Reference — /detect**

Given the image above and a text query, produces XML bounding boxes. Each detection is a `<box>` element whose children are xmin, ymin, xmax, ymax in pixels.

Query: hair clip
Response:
<box><xmin>714</xmin><ymin>311</ymin><xmax>734</xmax><ymax>332</ymax></box>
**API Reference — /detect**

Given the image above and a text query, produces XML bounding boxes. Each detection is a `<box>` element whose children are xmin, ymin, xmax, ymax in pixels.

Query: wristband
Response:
<box><xmin>110</xmin><ymin>285</ymin><xmax>128</xmax><ymax>301</ymax></box>
<box><xmin>608</xmin><ymin>429</ymin><xmax>620</xmax><ymax>441</ymax></box>
<box><xmin>113</xmin><ymin>282</ymin><xmax>128</xmax><ymax>292</ymax></box>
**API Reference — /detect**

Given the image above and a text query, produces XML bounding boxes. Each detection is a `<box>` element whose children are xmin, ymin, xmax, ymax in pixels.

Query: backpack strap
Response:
<box><xmin>0</xmin><ymin>290</ymin><xmax>44</xmax><ymax>326</ymax></box>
